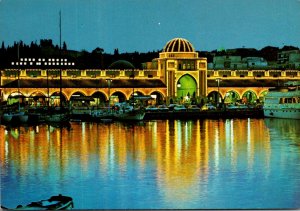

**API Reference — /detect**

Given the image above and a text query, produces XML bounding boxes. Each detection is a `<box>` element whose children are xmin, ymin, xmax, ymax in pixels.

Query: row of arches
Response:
<box><xmin>5</xmin><ymin>90</ymin><xmax>166</xmax><ymax>107</ymax></box>
<box><xmin>6</xmin><ymin>88</ymin><xmax>267</xmax><ymax>108</ymax></box>
<box><xmin>207</xmin><ymin>90</ymin><xmax>268</xmax><ymax>104</ymax></box>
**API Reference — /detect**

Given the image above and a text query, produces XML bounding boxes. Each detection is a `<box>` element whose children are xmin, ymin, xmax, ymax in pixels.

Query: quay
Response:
<box><xmin>0</xmin><ymin>107</ymin><xmax>264</xmax><ymax>126</ymax></box>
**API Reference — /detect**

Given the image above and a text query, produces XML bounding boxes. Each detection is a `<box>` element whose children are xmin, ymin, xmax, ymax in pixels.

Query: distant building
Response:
<box><xmin>278</xmin><ymin>50</ymin><xmax>300</xmax><ymax>69</ymax></box>
<box><xmin>212</xmin><ymin>56</ymin><xmax>246</xmax><ymax>69</ymax></box>
<box><xmin>210</xmin><ymin>56</ymin><xmax>268</xmax><ymax>70</ymax></box>
<box><xmin>242</xmin><ymin>57</ymin><xmax>268</xmax><ymax>69</ymax></box>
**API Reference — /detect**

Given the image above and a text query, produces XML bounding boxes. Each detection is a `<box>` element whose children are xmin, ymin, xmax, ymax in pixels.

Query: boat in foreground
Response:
<box><xmin>263</xmin><ymin>81</ymin><xmax>300</xmax><ymax>119</ymax></box>
<box><xmin>9</xmin><ymin>194</ymin><xmax>74</xmax><ymax>210</ymax></box>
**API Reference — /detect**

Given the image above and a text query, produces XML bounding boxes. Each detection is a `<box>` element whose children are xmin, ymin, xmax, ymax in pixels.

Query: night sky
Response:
<box><xmin>1</xmin><ymin>0</ymin><xmax>300</xmax><ymax>53</ymax></box>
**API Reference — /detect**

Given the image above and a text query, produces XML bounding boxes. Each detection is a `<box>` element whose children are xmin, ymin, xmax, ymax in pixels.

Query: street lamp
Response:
<box><xmin>216</xmin><ymin>78</ymin><xmax>222</xmax><ymax>108</ymax></box>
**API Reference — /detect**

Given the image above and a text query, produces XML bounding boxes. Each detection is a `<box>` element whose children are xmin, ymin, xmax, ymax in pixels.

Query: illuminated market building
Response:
<box><xmin>1</xmin><ymin>38</ymin><xmax>300</xmax><ymax>107</ymax></box>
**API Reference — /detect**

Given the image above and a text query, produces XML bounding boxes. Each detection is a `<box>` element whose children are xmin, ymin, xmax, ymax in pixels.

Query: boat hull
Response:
<box><xmin>14</xmin><ymin>194</ymin><xmax>73</xmax><ymax>210</ymax></box>
<box><xmin>45</xmin><ymin>113</ymin><xmax>69</xmax><ymax>123</ymax></box>
<box><xmin>2</xmin><ymin>112</ymin><xmax>28</xmax><ymax>123</ymax></box>
<box><xmin>263</xmin><ymin>108</ymin><xmax>300</xmax><ymax>119</ymax></box>
<box><xmin>263</xmin><ymin>83</ymin><xmax>300</xmax><ymax>120</ymax></box>
<box><xmin>114</xmin><ymin>110</ymin><xmax>145</xmax><ymax>121</ymax></box>
<box><xmin>2</xmin><ymin>113</ymin><xmax>13</xmax><ymax>122</ymax></box>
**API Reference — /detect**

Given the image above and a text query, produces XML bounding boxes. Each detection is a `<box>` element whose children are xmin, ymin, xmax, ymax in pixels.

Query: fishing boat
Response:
<box><xmin>11</xmin><ymin>194</ymin><xmax>74</xmax><ymax>210</ymax></box>
<box><xmin>263</xmin><ymin>81</ymin><xmax>300</xmax><ymax>119</ymax></box>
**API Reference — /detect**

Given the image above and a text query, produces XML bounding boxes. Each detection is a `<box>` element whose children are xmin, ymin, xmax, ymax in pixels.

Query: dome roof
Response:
<box><xmin>108</xmin><ymin>60</ymin><xmax>135</xmax><ymax>69</ymax></box>
<box><xmin>163</xmin><ymin>38</ymin><xmax>195</xmax><ymax>52</ymax></box>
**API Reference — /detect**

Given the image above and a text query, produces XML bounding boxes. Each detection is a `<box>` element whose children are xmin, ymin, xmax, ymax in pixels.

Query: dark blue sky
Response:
<box><xmin>1</xmin><ymin>0</ymin><xmax>300</xmax><ymax>53</ymax></box>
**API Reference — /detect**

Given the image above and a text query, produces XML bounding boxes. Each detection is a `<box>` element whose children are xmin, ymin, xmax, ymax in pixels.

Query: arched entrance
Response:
<box><xmin>70</xmin><ymin>91</ymin><xmax>95</xmax><ymax>107</ymax></box>
<box><xmin>242</xmin><ymin>90</ymin><xmax>257</xmax><ymax>104</ymax></box>
<box><xmin>7</xmin><ymin>92</ymin><xmax>26</xmax><ymax>106</ymax></box>
<box><xmin>207</xmin><ymin>91</ymin><xmax>222</xmax><ymax>105</ymax></box>
<box><xmin>91</xmin><ymin>91</ymin><xmax>106</xmax><ymax>106</ymax></box>
<box><xmin>259</xmin><ymin>90</ymin><xmax>268</xmax><ymax>103</ymax></box>
<box><xmin>150</xmin><ymin>91</ymin><xmax>165</xmax><ymax>105</ymax></box>
<box><xmin>111</xmin><ymin>91</ymin><xmax>126</xmax><ymax>103</ymax></box>
<box><xmin>50</xmin><ymin>92</ymin><xmax>67</xmax><ymax>106</ymax></box>
<box><xmin>224</xmin><ymin>91</ymin><xmax>240</xmax><ymax>104</ymax></box>
<box><xmin>177</xmin><ymin>74</ymin><xmax>197</xmax><ymax>104</ymax></box>
<box><xmin>29</xmin><ymin>92</ymin><xmax>46</xmax><ymax>107</ymax></box>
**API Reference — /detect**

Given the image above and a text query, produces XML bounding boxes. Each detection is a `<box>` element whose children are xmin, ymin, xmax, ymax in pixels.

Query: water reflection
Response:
<box><xmin>1</xmin><ymin>119</ymin><xmax>300</xmax><ymax>209</ymax></box>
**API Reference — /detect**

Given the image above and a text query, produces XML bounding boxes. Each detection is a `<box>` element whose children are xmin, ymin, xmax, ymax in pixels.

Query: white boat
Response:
<box><xmin>263</xmin><ymin>81</ymin><xmax>300</xmax><ymax>119</ymax></box>
<box><xmin>113</xmin><ymin>102</ymin><xmax>145</xmax><ymax>121</ymax></box>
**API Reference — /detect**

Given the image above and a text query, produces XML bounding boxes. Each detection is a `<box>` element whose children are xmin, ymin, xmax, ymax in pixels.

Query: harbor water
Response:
<box><xmin>1</xmin><ymin>118</ymin><xmax>300</xmax><ymax>209</ymax></box>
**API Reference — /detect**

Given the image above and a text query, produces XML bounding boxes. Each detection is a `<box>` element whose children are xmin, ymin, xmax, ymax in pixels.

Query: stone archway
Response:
<box><xmin>224</xmin><ymin>90</ymin><xmax>240</xmax><ymax>104</ymax></box>
<box><xmin>91</xmin><ymin>91</ymin><xmax>107</xmax><ymax>106</ymax></box>
<box><xmin>207</xmin><ymin>91</ymin><xmax>222</xmax><ymax>105</ymax></box>
<box><xmin>111</xmin><ymin>91</ymin><xmax>127</xmax><ymax>103</ymax></box>
<box><xmin>242</xmin><ymin>90</ymin><xmax>258</xmax><ymax>104</ymax></box>
<box><xmin>7</xmin><ymin>91</ymin><xmax>26</xmax><ymax>106</ymax></box>
<box><xmin>50</xmin><ymin>91</ymin><xmax>67</xmax><ymax>106</ymax></box>
<box><xmin>177</xmin><ymin>74</ymin><xmax>197</xmax><ymax>103</ymax></box>
<box><xmin>259</xmin><ymin>90</ymin><xmax>268</xmax><ymax>103</ymax></box>
<box><xmin>29</xmin><ymin>91</ymin><xmax>46</xmax><ymax>106</ymax></box>
<box><xmin>150</xmin><ymin>91</ymin><xmax>165</xmax><ymax>105</ymax></box>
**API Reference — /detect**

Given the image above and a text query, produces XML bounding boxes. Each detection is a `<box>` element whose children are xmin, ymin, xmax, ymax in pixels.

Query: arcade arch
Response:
<box><xmin>150</xmin><ymin>91</ymin><xmax>165</xmax><ymax>105</ymax></box>
<box><xmin>242</xmin><ymin>90</ymin><xmax>258</xmax><ymax>104</ymax></box>
<box><xmin>50</xmin><ymin>91</ymin><xmax>67</xmax><ymax>106</ymax></box>
<box><xmin>28</xmin><ymin>91</ymin><xmax>46</xmax><ymax>106</ymax></box>
<box><xmin>111</xmin><ymin>91</ymin><xmax>127</xmax><ymax>103</ymax></box>
<box><xmin>91</xmin><ymin>91</ymin><xmax>107</xmax><ymax>106</ymax></box>
<box><xmin>224</xmin><ymin>90</ymin><xmax>240</xmax><ymax>104</ymax></box>
<box><xmin>7</xmin><ymin>91</ymin><xmax>26</xmax><ymax>105</ymax></box>
<box><xmin>207</xmin><ymin>91</ymin><xmax>222</xmax><ymax>105</ymax></box>
<box><xmin>258</xmin><ymin>90</ymin><xmax>268</xmax><ymax>103</ymax></box>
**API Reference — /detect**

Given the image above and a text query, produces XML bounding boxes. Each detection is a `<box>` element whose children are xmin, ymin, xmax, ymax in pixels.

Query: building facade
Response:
<box><xmin>1</xmin><ymin>38</ymin><xmax>300</xmax><ymax>107</ymax></box>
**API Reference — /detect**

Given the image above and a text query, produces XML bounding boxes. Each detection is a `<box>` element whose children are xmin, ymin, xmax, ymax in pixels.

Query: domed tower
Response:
<box><xmin>156</xmin><ymin>38</ymin><xmax>207</xmax><ymax>103</ymax></box>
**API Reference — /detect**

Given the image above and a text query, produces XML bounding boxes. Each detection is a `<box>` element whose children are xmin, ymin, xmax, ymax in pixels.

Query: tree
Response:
<box><xmin>1</xmin><ymin>41</ymin><xmax>5</xmax><ymax>51</ymax></box>
<box><xmin>63</xmin><ymin>41</ymin><xmax>67</xmax><ymax>51</ymax></box>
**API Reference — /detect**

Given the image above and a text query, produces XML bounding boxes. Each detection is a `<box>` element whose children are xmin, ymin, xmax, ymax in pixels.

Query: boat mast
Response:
<box><xmin>17</xmin><ymin>42</ymin><xmax>20</xmax><ymax>112</ymax></box>
<box><xmin>132</xmin><ymin>68</ymin><xmax>134</xmax><ymax>105</ymax></box>
<box><xmin>59</xmin><ymin>10</ymin><xmax>63</xmax><ymax>108</ymax></box>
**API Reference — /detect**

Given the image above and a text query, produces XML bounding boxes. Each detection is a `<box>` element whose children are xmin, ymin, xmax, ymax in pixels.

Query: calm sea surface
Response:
<box><xmin>1</xmin><ymin>118</ymin><xmax>300</xmax><ymax>209</ymax></box>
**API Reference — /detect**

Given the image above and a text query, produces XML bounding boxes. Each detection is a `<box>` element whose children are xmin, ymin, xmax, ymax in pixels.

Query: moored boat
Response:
<box><xmin>113</xmin><ymin>102</ymin><xmax>145</xmax><ymax>121</ymax></box>
<box><xmin>2</xmin><ymin>113</ymin><xmax>13</xmax><ymax>122</ymax></box>
<box><xmin>44</xmin><ymin>107</ymin><xmax>70</xmax><ymax>123</ymax></box>
<box><xmin>2</xmin><ymin>111</ymin><xmax>29</xmax><ymax>124</ymax></box>
<box><xmin>91</xmin><ymin>108</ymin><xmax>114</xmax><ymax>122</ymax></box>
<box><xmin>263</xmin><ymin>81</ymin><xmax>300</xmax><ymax>119</ymax></box>
<box><xmin>12</xmin><ymin>194</ymin><xmax>73</xmax><ymax>210</ymax></box>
